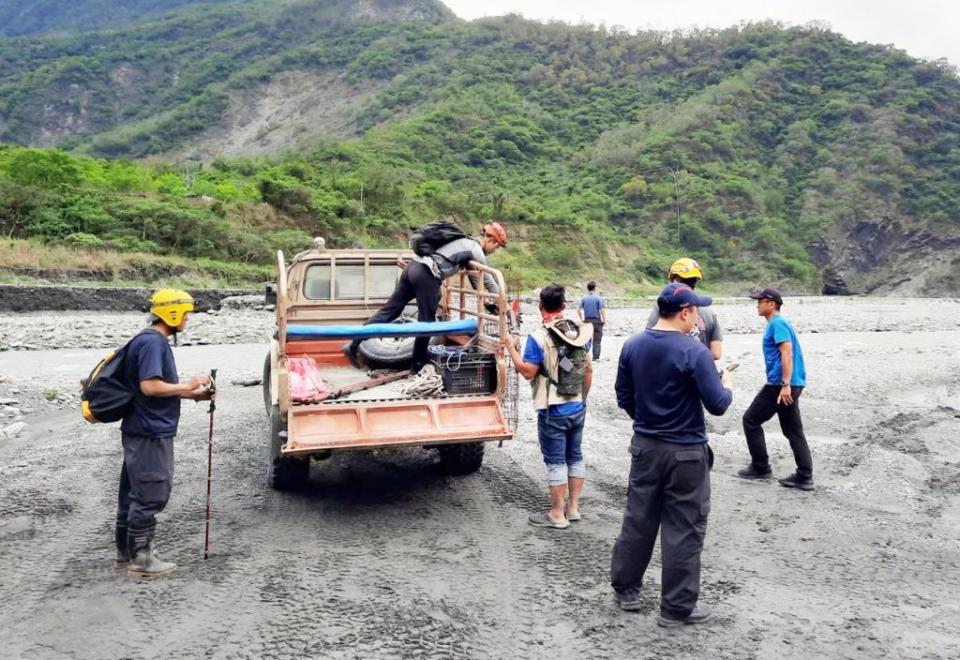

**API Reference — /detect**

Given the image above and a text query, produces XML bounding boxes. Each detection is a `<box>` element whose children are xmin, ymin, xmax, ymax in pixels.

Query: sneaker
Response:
<box><xmin>657</xmin><ymin>604</ymin><xmax>712</xmax><ymax>628</ymax></box>
<box><xmin>615</xmin><ymin>587</ymin><xmax>644</xmax><ymax>612</ymax></box>
<box><xmin>528</xmin><ymin>512</ymin><xmax>569</xmax><ymax>529</ymax></box>
<box><xmin>778</xmin><ymin>472</ymin><xmax>815</xmax><ymax>491</ymax></box>
<box><xmin>737</xmin><ymin>464</ymin><xmax>773</xmax><ymax>480</ymax></box>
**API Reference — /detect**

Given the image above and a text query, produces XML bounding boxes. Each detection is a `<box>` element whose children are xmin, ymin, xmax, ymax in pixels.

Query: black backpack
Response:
<box><xmin>540</xmin><ymin>319</ymin><xmax>590</xmax><ymax>397</ymax></box>
<box><xmin>80</xmin><ymin>330</ymin><xmax>155</xmax><ymax>424</ymax></box>
<box><xmin>410</xmin><ymin>221</ymin><xmax>468</xmax><ymax>257</ymax></box>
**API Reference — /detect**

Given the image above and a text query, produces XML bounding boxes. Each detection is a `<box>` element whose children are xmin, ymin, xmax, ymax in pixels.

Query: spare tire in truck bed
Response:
<box><xmin>356</xmin><ymin>309</ymin><xmax>418</xmax><ymax>368</ymax></box>
<box><xmin>358</xmin><ymin>335</ymin><xmax>415</xmax><ymax>369</ymax></box>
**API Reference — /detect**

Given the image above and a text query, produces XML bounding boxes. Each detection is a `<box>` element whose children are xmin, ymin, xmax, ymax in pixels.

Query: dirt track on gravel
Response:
<box><xmin>1</xmin><ymin>299</ymin><xmax>959</xmax><ymax>659</ymax></box>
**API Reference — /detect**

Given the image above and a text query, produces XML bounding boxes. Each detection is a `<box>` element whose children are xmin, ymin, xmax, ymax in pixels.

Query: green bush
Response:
<box><xmin>63</xmin><ymin>232</ymin><xmax>103</xmax><ymax>248</ymax></box>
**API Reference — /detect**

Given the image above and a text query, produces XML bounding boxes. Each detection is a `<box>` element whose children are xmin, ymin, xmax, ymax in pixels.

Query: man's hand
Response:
<box><xmin>187</xmin><ymin>374</ymin><xmax>210</xmax><ymax>390</ymax></box>
<box><xmin>777</xmin><ymin>385</ymin><xmax>794</xmax><ymax>406</ymax></box>
<box><xmin>720</xmin><ymin>367</ymin><xmax>732</xmax><ymax>389</ymax></box>
<box><xmin>191</xmin><ymin>387</ymin><xmax>216</xmax><ymax>401</ymax></box>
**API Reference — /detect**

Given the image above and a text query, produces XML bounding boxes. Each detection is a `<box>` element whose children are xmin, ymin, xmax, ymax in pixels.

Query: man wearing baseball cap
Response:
<box><xmin>611</xmin><ymin>282</ymin><xmax>733</xmax><ymax>627</ymax></box>
<box><xmin>737</xmin><ymin>288</ymin><xmax>814</xmax><ymax>490</ymax></box>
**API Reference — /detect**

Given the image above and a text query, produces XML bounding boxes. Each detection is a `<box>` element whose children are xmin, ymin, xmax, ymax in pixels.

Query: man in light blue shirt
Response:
<box><xmin>737</xmin><ymin>288</ymin><xmax>813</xmax><ymax>490</ymax></box>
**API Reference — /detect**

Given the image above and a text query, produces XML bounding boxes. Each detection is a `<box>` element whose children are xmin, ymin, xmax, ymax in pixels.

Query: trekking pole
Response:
<box><xmin>203</xmin><ymin>369</ymin><xmax>217</xmax><ymax>560</ymax></box>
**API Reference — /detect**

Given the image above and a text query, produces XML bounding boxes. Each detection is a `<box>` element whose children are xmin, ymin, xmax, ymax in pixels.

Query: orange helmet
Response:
<box><xmin>482</xmin><ymin>221</ymin><xmax>508</xmax><ymax>247</ymax></box>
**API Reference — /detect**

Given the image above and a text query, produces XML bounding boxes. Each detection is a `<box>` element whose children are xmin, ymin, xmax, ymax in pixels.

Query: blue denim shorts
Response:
<box><xmin>537</xmin><ymin>409</ymin><xmax>586</xmax><ymax>484</ymax></box>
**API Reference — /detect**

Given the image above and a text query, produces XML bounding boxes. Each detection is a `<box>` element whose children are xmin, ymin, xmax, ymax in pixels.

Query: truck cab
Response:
<box><xmin>263</xmin><ymin>238</ymin><xmax>519</xmax><ymax>489</ymax></box>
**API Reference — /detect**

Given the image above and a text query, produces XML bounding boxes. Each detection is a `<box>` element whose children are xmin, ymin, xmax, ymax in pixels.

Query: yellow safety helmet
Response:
<box><xmin>149</xmin><ymin>289</ymin><xmax>195</xmax><ymax>328</ymax></box>
<box><xmin>668</xmin><ymin>257</ymin><xmax>703</xmax><ymax>281</ymax></box>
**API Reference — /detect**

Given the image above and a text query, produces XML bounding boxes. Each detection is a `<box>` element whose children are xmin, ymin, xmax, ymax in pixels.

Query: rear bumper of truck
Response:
<box><xmin>282</xmin><ymin>395</ymin><xmax>513</xmax><ymax>455</ymax></box>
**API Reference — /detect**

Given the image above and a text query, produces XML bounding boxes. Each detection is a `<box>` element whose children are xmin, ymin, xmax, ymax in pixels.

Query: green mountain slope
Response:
<box><xmin>0</xmin><ymin>0</ymin><xmax>250</xmax><ymax>37</ymax></box>
<box><xmin>1</xmin><ymin>2</ymin><xmax>959</xmax><ymax>294</ymax></box>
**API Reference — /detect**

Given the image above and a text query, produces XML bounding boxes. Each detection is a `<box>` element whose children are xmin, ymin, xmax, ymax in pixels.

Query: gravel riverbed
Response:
<box><xmin>0</xmin><ymin>297</ymin><xmax>958</xmax><ymax>658</ymax></box>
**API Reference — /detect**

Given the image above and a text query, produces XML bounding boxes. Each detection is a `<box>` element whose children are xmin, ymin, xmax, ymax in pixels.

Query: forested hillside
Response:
<box><xmin>1</xmin><ymin>0</ymin><xmax>958</xmax><ymax>293</ymax></box>
<box><xmin>0</xmin><ymin>0</ymin><xmax>250</xmax><ymax>37</ymax></box>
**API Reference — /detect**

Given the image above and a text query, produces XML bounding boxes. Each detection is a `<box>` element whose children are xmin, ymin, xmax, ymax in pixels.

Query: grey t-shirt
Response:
<box><xmin>645</xmin><ymin>306</ymin><xmax>722</xmax><ymax>348</ymax></box>
<box><xmin>414</xmin><ymin>237</ymin><xmax>499</xmax><ymax>294</ymax></box>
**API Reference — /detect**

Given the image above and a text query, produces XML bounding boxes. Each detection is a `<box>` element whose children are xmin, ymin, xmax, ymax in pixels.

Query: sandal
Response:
<box><xmin>528</xmin><ymin>512</ymin><xmax>569</xmax><ymax>529</ymax></box>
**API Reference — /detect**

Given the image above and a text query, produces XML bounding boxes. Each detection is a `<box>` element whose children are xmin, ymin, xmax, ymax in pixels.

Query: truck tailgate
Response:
<box><xmin>283</xmin><ymin>396</ymin><xmax>512</xmax><ymax>453</ymax></box>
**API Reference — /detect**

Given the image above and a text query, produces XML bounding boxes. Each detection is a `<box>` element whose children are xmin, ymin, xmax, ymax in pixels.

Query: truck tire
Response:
<box><xmin>268</xmin><ymin>405</ymin><xmax>309</xmax><ymax>490</ymax></box>
<box><xmin>357</xmin><ymin>309</ymin><xmax>418</xmax><ymax>369</ymax></box>
<box><xmin>358</xmin><ymin>335</ymin><xmax>415</xmax><ymax>369</ymax></box>
<box><xmin>262</xmin><ymin>351</ymin><xmax>272</xmax><ymax>415</ymax></box>
<box><xmin>437</xmin><ymin>442</ymin><xmax>485</xmax><ymax>475</ymax></box>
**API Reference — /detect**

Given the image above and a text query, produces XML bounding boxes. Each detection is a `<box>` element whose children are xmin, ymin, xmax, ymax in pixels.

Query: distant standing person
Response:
<box><xmin>578</xmin><ymin>281</ymin><xmax>606</xmax><ymax>360</ymax></box>
<box><xmin>646</xmin><ymin>258</ymin><xmax>722</xmax><ymax>360</ymax></box>
<box><xmin>736</xmin><ymin>288</ymin><xmax>814</xmax><ymax>491</ymax></box>
<box><xmin>612</xmin><ymin>282</ymin><xmax>733</xmax><ymax>627</ymax></box>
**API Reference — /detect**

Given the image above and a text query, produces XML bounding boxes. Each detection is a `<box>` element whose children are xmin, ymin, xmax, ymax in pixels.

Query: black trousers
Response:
<box><xmin>610</xmin><ymin>436</ymin><xmax>711</xmax><ymax>617</ymax></box>
<box><xmin>117</xmin><ymin>434</ymin><xmax>174</xmax><ymax>535</ymax></box>
<box><xmin>742</xmin><ymin>385</ymin><xmax>812</xmax><ymax>478</ymax></box>
<box><xmin>352</xmin><ymin>261</ymin><xmax>441</xmax><ymax>368</ymax></box>
<box><xmin>585</xmin><ymin>319</ymin><xmax>603</xmax><ymax>359</ymax></box>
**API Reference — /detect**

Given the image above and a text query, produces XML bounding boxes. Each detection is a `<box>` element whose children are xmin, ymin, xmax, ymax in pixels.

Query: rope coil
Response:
<box><xmin>401</xmin><ymin>364</ymin><xmax>447</xmax><ymax>398</ymax></box>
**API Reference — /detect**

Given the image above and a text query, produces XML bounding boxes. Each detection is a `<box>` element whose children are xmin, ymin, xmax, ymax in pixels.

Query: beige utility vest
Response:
<box><xmin>530</xmin><ymin>326</ymin><xmax>583</xmax><ymax>411</ymax></box>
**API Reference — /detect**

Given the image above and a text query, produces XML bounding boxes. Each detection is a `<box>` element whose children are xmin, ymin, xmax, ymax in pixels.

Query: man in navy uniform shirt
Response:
<box><xmin>611</xmin><ymin>282</ymin><xmax>733</xmax><ymax>627</ymax></box>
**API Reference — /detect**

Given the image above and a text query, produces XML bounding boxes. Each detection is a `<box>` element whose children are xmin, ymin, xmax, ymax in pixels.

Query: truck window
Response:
<box><xmin>303</xmin><ymin>261</ymin><xmax>400</xmax><ymax>300</ymax></box>
<box><xmin>369</xmin><ymin>264</ymin><xmax>399</xmax><ymax>298</ymax></box>
<box><xmin>335</xmin><ymin>265</ymin><xmax>365</xmax><ymax>299</ymax></box>
<box><xmin>303</xmin><ymin>265</ymin><xmax>331</xmax><ymax>300</ymax></box>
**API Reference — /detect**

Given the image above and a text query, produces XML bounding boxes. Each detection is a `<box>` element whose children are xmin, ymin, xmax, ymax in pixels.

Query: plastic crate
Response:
<box><xmin>430</xmin><ymin>348</ymin><xmax>497</xmax><ymax>395</ymax></box>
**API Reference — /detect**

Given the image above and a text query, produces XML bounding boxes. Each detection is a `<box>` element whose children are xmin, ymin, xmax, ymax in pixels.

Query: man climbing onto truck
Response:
<box><xmin>343</xmin><ymin>220</ymin><xmax>508</xmax><ymax>372</ymax></box>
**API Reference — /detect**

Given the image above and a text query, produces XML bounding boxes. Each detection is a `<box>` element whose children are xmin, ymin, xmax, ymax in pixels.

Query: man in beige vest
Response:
<box><xmin>504</xmin><ymin>284</ymin><xmax>593</xmax><ymax>529</ymax></box>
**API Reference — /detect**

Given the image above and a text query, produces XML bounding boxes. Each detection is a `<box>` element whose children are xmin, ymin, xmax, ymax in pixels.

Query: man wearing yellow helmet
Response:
<box><xmin>114</xmin><ymin>289</ymin><xmax>214</xmax><ymax>578</ymax></box>
<box><xmin>645</xmin><ymin>258</ymin><xmax>722</xmax><ymax>360</ymax></box>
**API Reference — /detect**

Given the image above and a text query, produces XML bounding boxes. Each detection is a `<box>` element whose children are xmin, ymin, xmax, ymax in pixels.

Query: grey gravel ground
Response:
<box><xmin>1</xmin><ymin>298</ymin><xmax>959</xmax><ymax>658</ymax></box>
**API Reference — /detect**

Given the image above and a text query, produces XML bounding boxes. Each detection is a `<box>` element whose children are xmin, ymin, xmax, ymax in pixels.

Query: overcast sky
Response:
<box><xmin>442</xmin><ymin>0</ymin><xmax>958</xmax><ymax>68</ymax></box>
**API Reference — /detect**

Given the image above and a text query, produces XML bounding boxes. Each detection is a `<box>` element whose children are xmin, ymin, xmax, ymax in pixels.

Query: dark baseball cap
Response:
<box><xmin>749</xmin><ymin>287</ymin><xmax>783</xmax><ymax>304</ymax></box>
<box><xmin>657</xmin><ymin>282</ymin><xmax>713</xmax><ymax>314</ymax></box>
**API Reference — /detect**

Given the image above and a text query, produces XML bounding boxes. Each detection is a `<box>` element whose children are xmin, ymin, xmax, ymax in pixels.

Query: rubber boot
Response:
<box><xmin>127</xmin><ymin>527</ymin><xmax>176</xmax><ymax>578</ymax></box>
<box><xmin>115</xmin><ymin>520</ymin><xmax>130</xmax><ymax>565</ymax></box>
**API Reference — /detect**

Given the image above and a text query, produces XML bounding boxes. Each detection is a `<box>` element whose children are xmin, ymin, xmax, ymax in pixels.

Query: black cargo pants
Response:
<box><xmin>350</xmin><ymin>261</ymin><xmax>441</xmax><ymax>369</ymax></box>
<box><xmin>742</xmin><ymin>385</ymin><xmax>812</xmax><ymax>478</ymax></box>
<box><xmin>116</xmin><ymin>434</ymin><xmax>174</xmax><ymax>538</ymax></box>
<box><xmin>585</xmin><ymin>319</ymin><xmax>603</xmax><ymax>359</ymax></box>
<box><xmin>610</xmin><ymin>436</ymin><xmax>711</xmax><ymax>617</ymax></box>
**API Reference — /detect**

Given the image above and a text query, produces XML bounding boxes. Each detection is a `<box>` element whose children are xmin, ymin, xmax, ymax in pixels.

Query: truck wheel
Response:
<box><xmin>358</xmin><ymin>335</ymin><xmax>415</xmax><ymax>369</ymax></box>
<box><xmin>357</xmin><ymin>310</ymin><xmax>418</xmax><ymax>369</ymax></box>
<box><xmin>437</xmin><ymin>442</ymin><xmax>485</xmax><ymax>475</ymax></box>
<box><xmin>268</xmin><ymin>405</ymin><xmax>309</xmax><ymax>490</ymax></box>
<box><xmin>262</xmin><ymin>351</ymin><xmax>272</xmax><ymax>415</ymax></box>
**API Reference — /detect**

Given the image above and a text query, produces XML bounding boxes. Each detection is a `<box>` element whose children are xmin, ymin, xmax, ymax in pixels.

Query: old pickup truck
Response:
<box><xmin>262</xmin><ymin>238</ymin><xmax>519</xmax><ymax>490</ymax></box>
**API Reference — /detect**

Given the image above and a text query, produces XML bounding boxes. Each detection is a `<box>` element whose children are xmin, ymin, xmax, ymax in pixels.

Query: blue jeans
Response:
<box><xmin>537</xmin><ymin>409</ymin><xmax>586</xmax><ymax>485</ymax></box>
